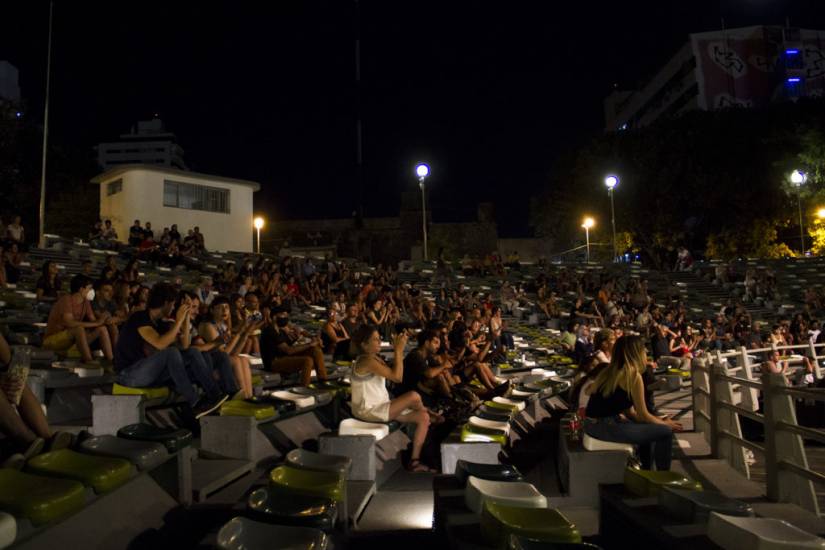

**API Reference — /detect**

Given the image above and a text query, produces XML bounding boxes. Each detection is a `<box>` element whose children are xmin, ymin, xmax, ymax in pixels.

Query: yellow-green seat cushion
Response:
<box><xmin>269</xmin><ymin>465</ymin><xmax>345</xmax><ymax>502</ymax></box>
<box><xmin>112</xmin><ymin>383</ymin><xmax>169</xmax><ymax>400</ymax></box>
<box><xmin>0</xmin><ymin>469</ymin><xmax>86</xmax><ymax>526</ymax></box>
<box><xmin>461</xmin><ymin>423</ymin><xmax>508</xmax><ymax>445</ymax></box>
<box><xmin>484</xmin><ymin>400</ymin><xmax>521</xmax><ymax>413</ymax></box>
<box><xmin>26</xmin><ymin>449</ymin><xmax>133</xmax><ymax>494</ymax></box>
<box><xmin>481</xmin><ymin>501</ymin><xmax>582</xmax><ymax>548</ymax></box>
<box><xmin>220</xmin><ymin>400</ymin><xmax>277</xmax><ymax>420</ymax></box>
<box><xmin>624</xmin><ymin>467</ymin><xmax>702</xmax><ymax>497</ymax></box>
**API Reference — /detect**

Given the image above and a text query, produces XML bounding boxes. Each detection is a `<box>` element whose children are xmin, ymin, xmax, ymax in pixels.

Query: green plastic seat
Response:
<box><xmin>484</xmin><ymin>400</ymin><xmax>521</xmax><ymax>414</ymax></box>
<box><xmin>269</xmin><ymin>465</ymin><xmax>345</xmax><ymax>502</ymax></box>
<box><xmin>509</xmin><ymin>536</ymin><xmax>603</xmax><ymax>550</ymax></box>
<box><xmin>455</xmin><ymin>460</ymin><xmax>523</xmax><ymax>486</ymax></box>
<box><xmin>78</xmin><ymin>435</ymin><xmax>168</xmax><ymax>471</ymax></box>
<box><xmin>26</xmin><ymin>449</ymin><xmax>133</xmax><ymax>494</ymax></box>
<box><xmin>217</xmin><ymin>516</ymin><xmax>329</xmax><ymax>550</ymax></box>
<box><xmin>623</xmin><ymin>467</ymin><xmax>703</xmax><ymax>497</ymax></box>
<box><xmin>482</xmin><ymin>501</ymin><xmax>582</xmax><ymax>548</ymax></box>
<box><xmin>117</xmin><ymin>423</ymin><xmax>193</xmax><ymax>453</ymax></box>
<box><xmin>285</xmin><ymin>449</ymin><xmax>352</xmax><ymax>476</ymax></box>
<box><xmin>247</xmin><ymin>487</ymin><xmax>338</xmax><ymax>531</ymax></box>
<box><xmin>667</xmin><ymin>368</ymin><xmax>691</xmax><ymax>378</ymax></box>
<box><xmin>0</xmin><ymin>469</ymin><xmax>86</xmax><ymax>526</ymax></box>
<box><xmin>461</xmin><ymin>423</ymin><xmax>508</xmax><ymax>445</ymax></box>
<box><xmin>112</xmin><ymin>383</ymin><xmax>169</xmax><ymax>399</ymax></box>
<box><xmin>220</xmin><ymin>400</ymin><xmax>277</xmax><ymax>420</ymax></box>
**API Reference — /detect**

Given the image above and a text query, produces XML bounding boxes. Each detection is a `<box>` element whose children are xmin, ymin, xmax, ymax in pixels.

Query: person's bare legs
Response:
<box><xmin>17</xmin><ymin>386</ymin><xmax>51</xmax><ymax>439</ymax></box>
<box><xmin>230</xmin><ymin>355</ymin><xmax>253</xmax><ymax>398</ymax></box>
<box><xmin>476</xmin><ymin>362</ymin><xmax>497</xmax><ymax>389</ymax></box>
<box><xmin>436</xmin><ymin>372</ymin><xmax>453</xmax><ymax>397</ymax></box>
<box><xmin>389</xmin><ymin>392</ymin><xmax>430</xmax><ymax>464</ymax></box>
<box><xmin>306</xmin><ymin>346</ymin><xmax>327</xmax><ymax>380</ymax></box>
<box><xmin>92</xmin><ymin>326</ymin><xmax>113</xmax><ymax>361</ymax></box>
<box><xmin>251</xmin><ymin>335</ymin><xmax>260</xmax><ymax>355</ymax></box>
<box><xmin>0</xmin><ymin>391</ymin><xmax>39</xmax><ymax>445</ymax></box>
<box><xmin>106</xmin><ymin>324</ymin><xmax>119</xmax><ymax>349</ymax></box>
<box><xmin>69</xmin><ymin>326</ymin><xmax>94</xmax><ymax>362</ymax></box>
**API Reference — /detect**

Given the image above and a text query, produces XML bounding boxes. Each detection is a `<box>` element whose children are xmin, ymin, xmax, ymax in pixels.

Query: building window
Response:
<box><xmin>163</xmin><ymin>180</ymin><xmax>230</xmax><ymax>214</ymax></box>
<box><xmin>106</xmin><ymin>179</ymin><xmax>123</xmax><ymax>196</ymax></box>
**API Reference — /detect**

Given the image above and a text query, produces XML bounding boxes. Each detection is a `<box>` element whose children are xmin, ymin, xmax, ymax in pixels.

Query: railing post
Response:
<box><xmin>761</xmin><ymin>371</ymin><xmax>819</xmax><ymax>514</ymax></box>
<box><xmin>708</xmin><ymin>354</ymin><xmax>721</xmax><ymax>458</ymax></box>
<box><xmin>809</xmin><ymin>341</ymin><xmax>822</xmax><ymax>380</ymax></box>
<box><xmin>738</xmin><ymin>346</ymin><xmax>758</xmax><ymax>412</ymax></box>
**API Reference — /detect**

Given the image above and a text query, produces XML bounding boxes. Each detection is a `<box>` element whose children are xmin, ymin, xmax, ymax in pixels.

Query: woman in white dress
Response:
<box><xmin>350</xmin><ymin>325</ymin><xmax>434</xmax><ymax>472</ymax></box>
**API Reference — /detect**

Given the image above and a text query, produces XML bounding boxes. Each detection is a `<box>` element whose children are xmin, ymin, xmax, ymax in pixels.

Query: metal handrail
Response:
<box><xmin>691</xmin><ymin>346</ymin><xmax>825</xmax><ymax>515</ymax></box>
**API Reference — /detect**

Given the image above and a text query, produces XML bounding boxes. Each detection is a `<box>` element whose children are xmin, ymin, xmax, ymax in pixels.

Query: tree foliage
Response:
<box><xmin>531</xmin><ymin>99</ymin><xmax>825</xmax><ymax>266</ymax></box>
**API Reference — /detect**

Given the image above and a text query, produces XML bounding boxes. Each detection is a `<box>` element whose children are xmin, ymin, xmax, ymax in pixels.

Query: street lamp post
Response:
<box><xmin>253</xmin><ymin>216</ymin><xmax>265</xmax><ymax>255</ymax></box>
<box><xmin>605</xmin><ymin>175</ymin><xmax>619</xmax><ymax>261</ymax></box>
<box><xmin>791</xmin><ymin>170</ymin><xmax>807</xmax><ymax>256</ymax></box>
<box><xmin>416</xmin><ymin>163</ymin><xmax>430</xmax><ymax>261</ymax></box>
<box><xmin>582</xmin><ymin>217</ymin><xmax>595</xmax><ymax>263</ymax></box>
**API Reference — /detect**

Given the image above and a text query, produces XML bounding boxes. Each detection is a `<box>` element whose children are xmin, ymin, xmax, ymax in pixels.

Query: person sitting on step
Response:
<box><xmin>0</xmin><ymin>333</ymin><xmax>72</xmax><ymax>468</ymax></box>
<box><xmin>113</xmin><ymin>282</ymin><xmax>228</xmax><ymax>419</ymax></box>
<box><xmin>584</xmin><ymin>335</ymin><xmax>682</xmax><ymax>471</ymax></box>
<box><xmin>43</xmin><ymin>274</ymin><xmax>114</xmax><ymax>364</ymax></box>
<box><xmin>350</xmin><ymin>325</ymin><xmax>437</xmax><ymax>473</ymax></box>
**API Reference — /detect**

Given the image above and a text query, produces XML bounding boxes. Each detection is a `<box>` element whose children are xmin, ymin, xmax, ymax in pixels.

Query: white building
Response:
<box><xmin>96</xmin><ymin>118</ymin><xmax>187</xmax><ymax>171</ymax></box>
<box><xmin>91</xmin><ymin>165</ymin><xmax>260</xmax><ymax>253</ymax></box>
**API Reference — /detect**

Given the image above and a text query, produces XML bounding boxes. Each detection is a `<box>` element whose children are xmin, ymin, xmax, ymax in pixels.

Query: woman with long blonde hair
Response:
<box><xmin>584</xmin><ymin>335</ymin><xmax>682</xmax><ymax>470</ymax></box>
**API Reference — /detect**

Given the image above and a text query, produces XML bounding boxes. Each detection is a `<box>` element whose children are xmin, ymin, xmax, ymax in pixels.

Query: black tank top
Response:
<box><xmin>586</xmin><ymin>385</ymin><xmax>633</xmax><ymax>418</ymax></box>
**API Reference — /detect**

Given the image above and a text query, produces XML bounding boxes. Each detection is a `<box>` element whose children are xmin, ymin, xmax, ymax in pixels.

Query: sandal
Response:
<box><xmin>406</xmin><ymin>459</ymin><xmax>436</xmax><ymax>473</ymax></box>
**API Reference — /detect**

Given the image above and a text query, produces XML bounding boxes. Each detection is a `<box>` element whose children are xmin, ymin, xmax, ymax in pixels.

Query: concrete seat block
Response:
<box><xmin>319</xmin><ymin>433</ymin><xmax>376</xmax><ymax>481</ymax></box>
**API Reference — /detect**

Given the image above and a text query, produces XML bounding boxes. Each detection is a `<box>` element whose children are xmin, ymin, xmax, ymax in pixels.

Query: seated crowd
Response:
<box><xmin>2</xmin><ymin>229</ymin><xmax>825</xmax><ymax>475</ymax></box>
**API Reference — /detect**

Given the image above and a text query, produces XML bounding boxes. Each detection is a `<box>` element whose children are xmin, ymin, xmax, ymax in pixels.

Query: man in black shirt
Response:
<box><xmin>260</xmin><ymin>307</ymin><xmax>327</xmax><ymax>386</ymax></box>
<box><xmin>114</xmin><ymin>282</ymin><xmax>227</xmax><ymax>418</ymax></box>
<box><xmin>401</xmin><ymin>329</ymin><xmax>451</xmax><ymax>398</ymax></box>
<box><xmin>128</xmin><ymin>220</ymin><xmax>144</xmax><ymax>247</ymax></box>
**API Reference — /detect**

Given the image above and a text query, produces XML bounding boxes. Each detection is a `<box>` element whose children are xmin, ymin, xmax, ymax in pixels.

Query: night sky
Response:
<box><xmin>4</xmin><ymin>1</ymin><xmax>825</xmax><ymax>236</ymax></box>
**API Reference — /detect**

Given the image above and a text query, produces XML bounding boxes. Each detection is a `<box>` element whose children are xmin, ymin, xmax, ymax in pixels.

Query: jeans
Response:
<box><xmin>116</xmin><ymin>347</ymin><xmax>199</xmax><ymax>405</ymax></box>
<box><xmin>584</xmin><ymin>415</ymin><xmax>674</xmax><ymax>470</ymax></box>
<box><xmin>179</xmin><ymin>348</ymin><xmax>222</xmax><ymax>400</ymax></box>
<box><xmin>204</xmin><ymin>350</ymin><xmax>239</xmax><ymax>395</ymax></box>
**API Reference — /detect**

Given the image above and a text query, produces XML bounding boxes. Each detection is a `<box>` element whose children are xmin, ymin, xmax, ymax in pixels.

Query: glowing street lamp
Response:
<box><xmin>791</xmin><ymin>170</ymin><xmax>807</xmax><ymax>255</ymax></box>
<box><xmin>415</xmin><ymin>163</ymin><xmax>430</xmax><ymax>261</ymax></box>
<box><xmin>253</xmin><ymin>216</ymin><xmax>265</xmax><ymax>254</ymax></box>
<box><xmin>582</xmin><ymin>216</ymin><xmax>595</xmax><ymax>262</ymax></box>
<box><xmin>817</xmin><ymin>207</ymin><xmax>825</xmax><ymax>220</ymax></box>
<box><xmin>604</xmin><ymin>175</ymin><xmax>619</xmax><ymax>261</ymax></box>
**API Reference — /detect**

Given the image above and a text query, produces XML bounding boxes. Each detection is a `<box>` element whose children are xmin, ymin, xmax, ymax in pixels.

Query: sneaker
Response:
<box><xmin>491</xmin><ymin>380</ymin><xmax>511</xmax><ymax>398</ymax></box>
<box><xmin>193</xmin><ymin>393</ymin><xmax>229</xmax><ymax>419</ymax></box>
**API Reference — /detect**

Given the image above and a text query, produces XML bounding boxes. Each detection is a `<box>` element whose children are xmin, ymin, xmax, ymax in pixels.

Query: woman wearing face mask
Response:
<box><xmin>42</xmin><ymin>274</ymin><xmax>113</xmax><ymax>364</ymax></box>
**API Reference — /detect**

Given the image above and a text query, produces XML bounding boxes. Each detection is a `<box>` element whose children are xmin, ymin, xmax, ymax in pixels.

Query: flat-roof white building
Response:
<box><xmin>91</xmin><ymin>165</ymin><xmax>260</xmax><ymax>253</ymax></box>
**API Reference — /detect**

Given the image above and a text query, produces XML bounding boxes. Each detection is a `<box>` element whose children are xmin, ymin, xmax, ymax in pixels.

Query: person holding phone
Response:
<box><xmin>350</xmin><ymin>325</ymin><xmax>435</xmax><ymax>472</ymax></box>
<box><xmin>584</xmin><ymin>335</ymin><xmax>682</xmax><ymax>470</ymax></box>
